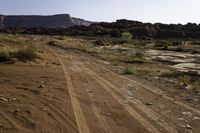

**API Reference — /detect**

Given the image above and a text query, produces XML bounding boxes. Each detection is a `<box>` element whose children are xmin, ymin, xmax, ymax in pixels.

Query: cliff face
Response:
<box><xmin>71</xmin><ymin>17</ymin><xmax>92</xmax><ymax>26</ymax></box>
<box><xmin>0</xmin><ymin>14</ymin><xmax>91</xmax><ymax>28</ymax></box>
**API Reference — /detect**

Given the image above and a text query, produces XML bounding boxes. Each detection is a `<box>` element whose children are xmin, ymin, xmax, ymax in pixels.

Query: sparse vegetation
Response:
<box><xmin>135</xmin><ymin>51</ymin><xmax>144</xmax><ymax>59</ymax></box>
<box><xmin>0</xmin><ymin>50</ymin><xmax>16</xmax><ymax>64</ymax></box>
<box><xmin>121</xmin><ymin>51</ymin><xmax>146</xmax><ymax>64</ymax></box>
<box><xmin>159</xmin><ymin>71</ymin><xmax>181</xmax><ymax>78</ymax></box>
<box><xmin>179</xmin><ymin>75</ymin><xmax>191</xmax><ymax>85</ymax></box>
<box><xmin>12</xmin><ymin>46</ymin><xmax>37</xmax><ymax>61</ymax></box>
<box><xmin>0</xmin><ymin>33</ymin><xmax>199</xmax><ymax>96</ymax></box>
<box><xmin>0</xmin><ymin>46</ymin><xmax>37</xmax><ymax>63</ymax></box>
<box><xmin>160</xmin><ymin>71</ymin><xmax>200</xmax><ymax>93</ymax></box>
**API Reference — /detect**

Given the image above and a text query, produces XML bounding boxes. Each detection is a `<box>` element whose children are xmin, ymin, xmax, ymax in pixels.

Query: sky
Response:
<box><xmin>0</xmin><ymin>0</ymin><xmax>200</xmax><ymax>24</ymax></box>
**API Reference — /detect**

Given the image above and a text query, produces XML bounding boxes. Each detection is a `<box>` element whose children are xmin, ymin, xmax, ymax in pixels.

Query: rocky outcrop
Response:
<box><xmin>66</xmin><ymin>19</ymin><xmax>200</xmax><ymax>39</ymax></box>
<box><xmin>0</xmin><ymin>15</ymin><xmax>4</xmax><ymax>28</ymax></box>
<box><xmin>71</xmin><ymin>17</ymin><xmax>92</xmax><ymax>26</ymax></box>
<box><xmin>1</xmin><ymin>17</ymin><xmax>200</xmax><ymax>39</ymax></box>
<box><xmin>0</xmin><ymin>14</ymin><xmax>92</xmax><ymax>28</ymax></box>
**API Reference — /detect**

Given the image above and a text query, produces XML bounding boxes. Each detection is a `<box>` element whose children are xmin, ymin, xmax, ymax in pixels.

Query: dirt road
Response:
<box><xmin>0</xmin><ymin>47</ymin><xmax>200</xmax><ymax>133</ymax></box>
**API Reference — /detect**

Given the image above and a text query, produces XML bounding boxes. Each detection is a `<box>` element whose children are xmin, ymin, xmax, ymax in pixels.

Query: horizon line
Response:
<box><xmin>0</xmin><ymin>13</ymin><xmax>199</xmax><ymax>25</ymax></box>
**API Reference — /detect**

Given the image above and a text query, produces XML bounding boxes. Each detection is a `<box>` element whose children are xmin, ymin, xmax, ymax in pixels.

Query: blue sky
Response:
<box><xmin>0</xmin><ymin>0</ymin><xmax>200</xmax><ymax>24</ymax></box>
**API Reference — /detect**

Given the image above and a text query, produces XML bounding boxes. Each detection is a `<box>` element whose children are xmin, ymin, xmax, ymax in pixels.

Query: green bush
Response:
<box><xmin>124</xmin><ymin>66</ymin><xmax>136</xmax><ymax>74</ymax></box>
<box><xmin>121</xmin><ymin>32</ymin><xmax>133</xmax><ymax>43</ymax></box>
<box><xmin>0</xmin><ymin>50</ymin><xmax>12</xmax><ymax>62</ymax></box>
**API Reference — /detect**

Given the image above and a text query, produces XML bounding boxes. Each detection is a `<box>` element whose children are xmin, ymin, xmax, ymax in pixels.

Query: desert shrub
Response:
<box><xmin>124</xmin><ymin>66</ymin><xmax>136</xmax><ymax>74</ymax></box>
<box><xmin>121</xmin><ymin>32</ymin><xmax>133</xmax><ymax>43</ymax></box>
<box><xmin>0</xmin><ymin>50</ymin><xmax>12</xmax><ymax>62</ymax></box>
<box><xmin>121</xmin><ymin>50</ymin><xmax>146</xmax><ymax>64</ymax></box>
<box><xmin>154</xmin><ymin>40</ymin><xmax>171</xmax><ymax>49</ymax></box>
<box><xmin>0</xmin><ymin>50</ymin><xmax>17</xmax><ymax>64</ymax></box>
<box><xmin>135</xmin><ymin>51</ymin><xmax>144</xmax><ymax>59</ymax></box>
<box><xmin>193</xmin><ymin>80</ymin><xmax>200</xmax><ymax>93</ymax></box>
<box><xmin>11</xmin><ymin>46</ymin><xmax>37</xmax><ymax>61</ymax></box>
<box><xmin>94</xmin><ymin>40</ymin><xmax>108</xmax><ymax>46</ymax></box>
<box><xmin>159</xmin><ymin>71</ymin><xmax>182</xmax><ymax>78</ymax></box>
<box><xmin>179</xmin><ymin>75</ymin><xmax>191</xmax><ymax>85</ymax></box>
<box><xmin>122</xmin><ymin>54</ymin><xmax>146</xmax><ymax>64</ymax></box>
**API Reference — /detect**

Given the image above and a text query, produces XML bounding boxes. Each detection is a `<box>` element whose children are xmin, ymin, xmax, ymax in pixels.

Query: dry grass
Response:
<box><xmin>0</xmin><ymin>46</ymin><xmax>37</xmax><ymax>63</ymax></box>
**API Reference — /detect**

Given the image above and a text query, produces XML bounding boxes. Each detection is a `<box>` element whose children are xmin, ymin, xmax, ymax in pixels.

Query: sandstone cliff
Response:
<box><xmin>0</xmin><ymin>14</ymin><xmax>91</xmax><ymax>28</ymax></box>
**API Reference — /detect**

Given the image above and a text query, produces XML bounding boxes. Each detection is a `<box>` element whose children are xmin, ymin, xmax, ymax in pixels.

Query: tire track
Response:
<box><xmin>71</xmin><ymin>55</ymin><xmax>113</xmax><ymax>133</ymax></box>
<box><xmin>57</xmin><ymin>55</ymin><xmax>91</xmax><ymax>133</ymax></box>
<box><xmin>80</xmin><ymin>73</ymin><xmax>112</xmax><ymax>133</ymax></box>
<box><xmin>75</xmin><ymin>60</ymin><xmax>178</xmax><ymax>132</ymax></box>
<box><xmin>88</xmin><ymin>60</ymin><xmax>200</xmax><ymax>115</ymax></box>
<box><xmin>78</xmin><ymin>63</ymin><xmax>179</xmax><ymax>133</ymax></box>
<box><xmin>66</xmin><ymin>54</ymin><xmax>112</xmax><ymax>133</ymax></box>
<box><xmin>12</xmin><ymin>89</ymin><xmax>77</xmax><ymax>133</ymax></box>
<box><xmin>71</xmin><ymin>57</ymin><xmax>160</xmax><ymax>133</ymax></box>
<box><xmin>0</xmin><ymin>111</ymin><xmax>32</xmax><ymax>133</ymax></box>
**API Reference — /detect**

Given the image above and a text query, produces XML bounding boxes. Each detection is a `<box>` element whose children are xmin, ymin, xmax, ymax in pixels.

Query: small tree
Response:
<box><xmin>121</xmin><ymin>32</ymin><xmax>133</xmax><ymax>42</ymax></box>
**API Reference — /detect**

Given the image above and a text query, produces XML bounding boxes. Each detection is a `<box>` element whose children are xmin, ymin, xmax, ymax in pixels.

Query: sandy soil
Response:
<box><xmin>0</xmin><ymin>46</ymin><xmax>200</xmax><ymax>133</ymax></box>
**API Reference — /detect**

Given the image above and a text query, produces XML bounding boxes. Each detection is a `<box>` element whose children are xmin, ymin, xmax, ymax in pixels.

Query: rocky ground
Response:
<box><xmin>0</xmin><ymin>34</ymin><xmax>199</xmax><ymax>133</ymax></box>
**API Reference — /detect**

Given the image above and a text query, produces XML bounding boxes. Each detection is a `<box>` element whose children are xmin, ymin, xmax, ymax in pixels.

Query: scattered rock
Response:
<box><xmin>11</xmin><ymin>98</ymin><xmax>17</xmax><ymax>101</ymax></box>
<box><xmin>185</xmin><ymin>124</ymin><xmax>192</xmax><ymax>129</ymax></box>
<box><xmin>104</xmin><ymin>101</ymin><xmax>108</xmax><ymax>103</ymax></box>
<box><xmin>0</xmin><ymin>98</ymin><xmax>9</xmax><ymax>102</ymax></box>
<box><xmin>145</xmin><ymin>102</ymin><xmax>153</xmax><ymax>106</ymax></box>
<box><xmin>177</xmin><ymin>118</ymin><xmax>185</xmax><ymax>121</ymax></box>
<box><xmin>13</xmin><ymin>109</ymin><xmax>20</xmax><ymax>114</ymax></box>
<box><xmin>38</xmin><ymin>81</ymin><xmax>44</xmax><ymax>84</ymax></box>
<box><xmin>193</xmin><ymin>117</ymin><xmax>200</xmax><ymax>120</ymax></box>
<box><xmin>42</xmin><ymin>108</ymin><xmax>47</xmax><ymax>111</ymax></box>
<box><xmin>107</xmin><ymin>113</ymin><xmax>111</xmax><ymax>116</ymax></box>
<box><xmin>181</xmin><ymin>112</ymin><xmax>193</xmax><ymax>117</ymax></box>
<box><xmin>87</xmin><ymin>90</ymin><xmax>92</xmax><ymax>93</ymax></box>
<box><xmin>185</xmin><ymin>85</ymin><xmax>192</xmax><ymax>90</ymax></box>
<box><xmin>164</xmin><ymin>110</ymin><xmax>171</xmax><ymax>114</ymax></box>
<box><xmin>39</xmin><ymin>85</ymin><xmax>45</xmax><ymax>88</ymax></box>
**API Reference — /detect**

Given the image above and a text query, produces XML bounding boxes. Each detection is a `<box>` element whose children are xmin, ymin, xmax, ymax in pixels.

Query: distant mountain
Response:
<box><xmin>0</xmin><ymin>14</ymin><xmax>92</xmax><ymax>28</ymax></box>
